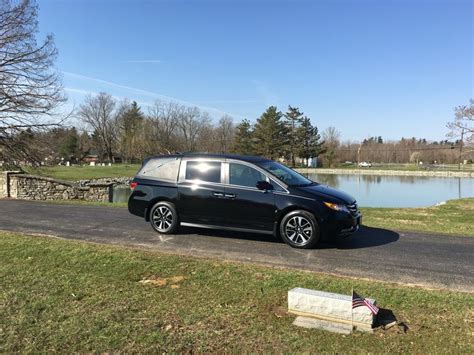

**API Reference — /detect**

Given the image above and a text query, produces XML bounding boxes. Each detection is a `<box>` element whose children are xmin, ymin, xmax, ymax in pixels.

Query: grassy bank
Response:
<box><xmin>20</xmin><ymin>163</ymin><xmax>474</xmax><ymax>182</ymax></box>
<box><xmin>332</xmin><ymin>163</ymin><xmax>474</xmax><ymax>172</ymax></box>
<box><xmin>1</xmin><ymin>232</ymin><xmax>473</xmax><ymax>352</ymax></box>
<box><xmin>24</xmin><ymin>164</ymin><xmax>141</xmax><ymax>181</ymax></box>
<box><xmin>361</xmin><ymin>198</ymin><xmax>474</xmax><ymax>236</ymax></box>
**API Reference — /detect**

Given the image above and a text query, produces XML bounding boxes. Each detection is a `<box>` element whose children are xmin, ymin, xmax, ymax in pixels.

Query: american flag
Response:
<box><xmin>352</xmin><ymin>290</ymin><xmax>379</xmax><ymax>315</ymax></box>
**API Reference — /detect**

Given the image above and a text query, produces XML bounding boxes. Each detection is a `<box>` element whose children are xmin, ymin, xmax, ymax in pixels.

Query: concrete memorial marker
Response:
<box><xmin>288</xmin><ymin>288</ymin><xmax>377</xmax><ymax>333</ymax></box>
<box><xmin>293</xmin><ymin>316</ymin><xmax>353</xmax><ymax>335</ymax></box>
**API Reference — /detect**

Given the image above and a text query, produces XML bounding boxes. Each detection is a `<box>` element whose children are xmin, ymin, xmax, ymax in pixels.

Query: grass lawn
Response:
<box><xmin>1</xmin><ymin>232</ymin><xmax>473</xmax><ymax>352</ymax></box>
<box><xmin>20</xmin><ymin>163</ymin><xmax>473</xmax><ymax>182</ymax></box>
<box><xmin>23</xmin><ymin>164</ymin><xmax>141</xmax><ymax>181</ymax></box>
<box><xmin>361</xmin><ymin>198</ymin><xmax>474</xmax><ymax>237</ymax></box>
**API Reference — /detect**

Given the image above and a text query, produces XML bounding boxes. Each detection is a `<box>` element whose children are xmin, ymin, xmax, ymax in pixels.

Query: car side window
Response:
<box><xmin>229</xmin><ymin>163</ymin><xmax>267</xmax><ymax>188</ymax></box>
<box><xmin>138</xmin><ymin>157</ymin><xmax>180</xmax><ymax>182</ymax></box>
<box><xmin>270</xmin><ymin>179</ymin><xmax>286</xmax><ymax>192</ymax></box>
<box><xmin>185</xmin><ymin>161</ymin><xmax>222</xmax><ymax>183</ymax></box>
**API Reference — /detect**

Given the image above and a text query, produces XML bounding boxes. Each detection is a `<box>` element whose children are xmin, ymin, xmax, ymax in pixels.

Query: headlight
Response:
<box><xmin>324</xmin><ymin>202</ymin><xmax>349</xmax><ymax>213</ymax></box>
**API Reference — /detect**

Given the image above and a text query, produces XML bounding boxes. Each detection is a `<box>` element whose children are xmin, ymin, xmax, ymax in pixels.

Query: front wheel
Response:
<box><xmin>279</xmin><ymin>210</ymin><xmax>320</xmax><ymax>249</ymax></box>
<box><xmin>149</xmin><ymin>201</ymin><xmax>179</xmax><ymax>234</ymax></box>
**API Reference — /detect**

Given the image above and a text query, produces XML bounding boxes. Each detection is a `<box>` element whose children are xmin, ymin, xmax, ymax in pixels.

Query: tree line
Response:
<box><xmin>11</xmin><ymin>91</ymin><xmax>472</xmax><ymax>167</ymax></box>
<box><xmin>30</xmin><ymin>94</ymin><xmax>326</xmax><ymax>166</ymax></box>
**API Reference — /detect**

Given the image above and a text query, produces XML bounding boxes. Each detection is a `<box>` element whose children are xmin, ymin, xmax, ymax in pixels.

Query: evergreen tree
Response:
<box><xmin>253</xmin><ymin>106</ymin><xmax>288</xmax><ymax>159</ymax></box>
<box><xmin>284</xmin><ymin>105</ymin><xmax>304</xmax><ymax>166</ymax></box>
<box><xmin>232</xmin><ymin>119</ymin><xmax>254</xmax><ymax>155</ymax></box>
<box><xmin>58</xmin><ymin>127</ymin><xmax>79</xmax><ymax>160</ymax></box>
<box><xmin>296</xmin><ymin>117</ymin><xmax>325</xmax><ymax>165</ymax></box>
<box><xmin>119</xmin><ymin>101</ymin><xmax>144</xmax><ymax>162</ymax></box>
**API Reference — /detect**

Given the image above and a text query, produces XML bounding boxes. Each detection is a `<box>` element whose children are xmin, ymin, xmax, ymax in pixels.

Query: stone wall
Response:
<box><xmin>4</xmin><ymin>173</ymin><xmax>113</xmax><ymax>202</ymax></box>
<box><xmin>0</xmin><ymin>172</ymin><xmax>6</xmax><ymax>198</ymax></box>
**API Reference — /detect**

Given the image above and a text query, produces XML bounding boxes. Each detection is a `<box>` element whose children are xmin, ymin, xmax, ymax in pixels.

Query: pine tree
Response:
<box><xmin>58</xmin><ymin>127</ymin><xmax>79</xmax><ymax>160</ymax></box>
<box><xmin>284</xmin><ymin>105</ymin><xmax>304</xmax><ymax>166</ymax></box>
<box><xmin>296</xmin><ymin>116</ymin><xmax>325</xmax><ymax>165</ymax></box>
<box><xmin>253</xmin><ymin>106</ymin><xmax>288</xmax><ymax>159</ymax></box>
<box><xmin>232</xmin><ymin>119</ymin><xmax>254</xmax><ymax>155</ymax></box>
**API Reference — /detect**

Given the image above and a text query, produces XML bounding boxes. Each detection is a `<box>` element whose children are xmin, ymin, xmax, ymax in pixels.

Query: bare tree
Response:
<box><xmin>447</xmin><ymin>99</ymin><xmax>474</xmax><ymax>168</ymax></box>
<box><xmin>215</xmin><ymin>115</ymin><xmax>234</xmax><ymax>153</ymax></box>
<box><xmin>177</xmin><ymin>107</ymin><xmax>211</xmax><ymax>152</ymax></box>
<box><xmin>0</xmin><ymin>0</ymin><xmax>65</xmax><ymax>129</ymax></box>
<box><xmin>322</xmin><ymin>126</ymin><xmax>340</xmax><ymax>167</ymax></box>
<box><xmin>448</xmin><ymin>99</ymin><xmax>474</xmax><ymax>142</ymax></box>
<box><xmin>77</xmin><ymin>93</ymin><xmax>122</xmax><ymax>162</ymax></box>
<box><xmin>0</xmin><ymin>0</ymin><xmax>65</xmax><ymax>164</ymax></box>
<box><xmin>148</xmin><ymin>100</ymin><xmax>180</xmax><ymax>153</ymax></box>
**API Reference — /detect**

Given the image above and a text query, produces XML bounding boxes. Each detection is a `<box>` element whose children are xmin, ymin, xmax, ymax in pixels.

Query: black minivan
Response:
<box><xmin>128</xmin><ymin>153</ymin><xmax>361</xmax><ymax>249</ymax></box>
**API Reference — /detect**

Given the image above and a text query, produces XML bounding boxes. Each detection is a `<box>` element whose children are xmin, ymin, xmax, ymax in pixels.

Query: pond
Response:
<box><xmin>306</xmin><ymin>173</ymin><xmax>474</xmax><ymax>208</ymax></box>
<box><xmin>112</xmin><ymin>175</ymin><xmax>474</xmax><ymax>208</ymax></box>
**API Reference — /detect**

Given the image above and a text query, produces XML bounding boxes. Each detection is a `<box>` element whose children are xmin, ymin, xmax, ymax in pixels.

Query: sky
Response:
<box><xmin>37</xmin><ymin>0</ymin><xmax>473</xmax><ymax>142</ymax></box>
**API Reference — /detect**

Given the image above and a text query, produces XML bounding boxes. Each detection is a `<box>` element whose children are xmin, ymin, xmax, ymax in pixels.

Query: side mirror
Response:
<box><xmin>256</xmin><ymin>180</ymin><xmax>273</xmax><ymax>191</ymax></box>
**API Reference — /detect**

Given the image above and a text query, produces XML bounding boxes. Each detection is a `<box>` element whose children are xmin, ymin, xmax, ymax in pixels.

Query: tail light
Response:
<box><xmin>130</xmin><ymin>181</ymin><xmax>138</xmax><ymax>191</ymax></box>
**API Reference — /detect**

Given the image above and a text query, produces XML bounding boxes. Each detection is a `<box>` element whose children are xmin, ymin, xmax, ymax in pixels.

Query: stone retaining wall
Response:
<box><xmin>0</xmin><ymin>172</ymin><xmax>6</xmax><ymax>198</ymax></box>
<box><xmin>296</xmin><ymin>168</ymin><xmax>474</xmax><ymax>178</ymax></box>
<box><xmin>1</xmin><ymin>172</ymin><xmax>113</xmax><ymax>202</ymax></box>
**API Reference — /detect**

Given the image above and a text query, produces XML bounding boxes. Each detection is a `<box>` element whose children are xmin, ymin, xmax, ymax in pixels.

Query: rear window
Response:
<box><xmin>185</xmin><ymin>161</ymin><xmax>221</xmax><ymax>183</ymax></box>
<box><xmin>138</xmin><ymin>157</ymin><xmax>180</xmax><ymax>182</ymax></box>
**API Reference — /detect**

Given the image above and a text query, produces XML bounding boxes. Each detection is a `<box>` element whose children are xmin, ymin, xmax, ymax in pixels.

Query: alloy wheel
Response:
<box><xmin>152</xmin><ymin>205</ymin><xmax>174</xmax><ymax>232</ymax></box>
<box><xmin>285</xmin><ymin>216</ymin><xmax>313</xmax><ymax>246</ymax></box>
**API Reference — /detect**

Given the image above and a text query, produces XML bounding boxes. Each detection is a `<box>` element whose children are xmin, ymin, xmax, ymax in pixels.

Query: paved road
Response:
<box><xmin>1</xmin><ymin>199</ymin><xmax>473</xmax><ymax>292</ymax></box>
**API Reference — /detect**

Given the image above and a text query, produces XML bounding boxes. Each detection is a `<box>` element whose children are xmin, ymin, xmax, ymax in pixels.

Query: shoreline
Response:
<box><xmin>296</xmin><ymin>168</ymin><xmax>474</xmax><ymax>178</ymax></box>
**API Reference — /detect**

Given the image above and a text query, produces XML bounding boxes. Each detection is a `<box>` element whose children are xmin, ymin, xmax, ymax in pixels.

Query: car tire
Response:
<box><xmin>149</xmin><ymin>201</ymin><xmax>179</xmax><ymax>234</ymax></box>
<box><xmin>279</xmin><ymin>210</ymin><xmax>320</xmax><ymax>249</ymax></box>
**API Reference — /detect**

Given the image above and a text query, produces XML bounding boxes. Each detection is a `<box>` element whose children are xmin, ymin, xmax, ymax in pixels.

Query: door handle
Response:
<box><xmin>212</xmin><ymin>192</ymin><xmax>224</xmax><ymax>197</ymax></box>
<box><xmin>224</xmin><ymin>193</ymin><xmax>236</xmax><ymax>199</ymax></box>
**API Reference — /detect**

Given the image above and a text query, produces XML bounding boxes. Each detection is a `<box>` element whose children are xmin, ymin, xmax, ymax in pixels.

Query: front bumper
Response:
<box><xmin>323</xmin><ymin>212</ymin><xmax>362</xmax><ymax>239</ymax></box>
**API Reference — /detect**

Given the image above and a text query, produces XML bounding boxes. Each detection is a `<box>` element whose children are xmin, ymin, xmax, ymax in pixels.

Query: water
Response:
<box><xmin>112</xmin><ymin>175</ymin><xmax>474</xmax><ymax>208</ymax></box>
<box><xmin>307</xmin><ymin>173</ymin><xmax>474</xmax><ymax>207</ymax></box>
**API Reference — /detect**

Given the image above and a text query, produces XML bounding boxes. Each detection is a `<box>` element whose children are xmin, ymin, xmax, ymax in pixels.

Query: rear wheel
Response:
<box><xmin>149</xmin><ymin>201</ymin><xmax>179</xmax><ymax>234</ymax></box>
<box><xmin>280</xmin><ymin>210</ymin><xmax>320</xmax><ymax>249</ymax></box>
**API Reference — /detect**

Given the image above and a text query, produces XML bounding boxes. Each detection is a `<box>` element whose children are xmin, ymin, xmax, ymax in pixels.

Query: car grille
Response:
<box><xmin>347</xmin><ymin>202</ymin><xmax>359</xmax><ymax>216</ymax></box>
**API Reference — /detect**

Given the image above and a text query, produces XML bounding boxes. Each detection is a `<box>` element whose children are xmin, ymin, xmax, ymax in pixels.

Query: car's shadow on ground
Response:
<box><xmin>320</xmin><ymin>226</ymin><xmax>400</xmax><ymax>249</ymax></box>
<box><xmin>179</xmin><ymin>225</ymin><xmax>399</xmax><ymax>250</ymax></box>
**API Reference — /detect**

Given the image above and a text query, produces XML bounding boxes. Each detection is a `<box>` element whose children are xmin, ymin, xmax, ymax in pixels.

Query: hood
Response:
<box><xmin>297</xmin><ymin>184</ymin><xmax>356</xmax><ymax>204</ymax></box>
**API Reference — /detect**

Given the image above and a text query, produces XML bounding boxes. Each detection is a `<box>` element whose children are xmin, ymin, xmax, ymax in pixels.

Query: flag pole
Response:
<box><xmin>351</xmin><ymin>286</ymin><xmax>354</xmax><ymax>333</ymax></box>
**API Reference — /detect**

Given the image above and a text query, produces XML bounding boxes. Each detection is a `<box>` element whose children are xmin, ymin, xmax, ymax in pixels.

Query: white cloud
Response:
<box><xmin>122</xmin><ymin>59</ymin><xmax>162</xmax><ymax>64</ymax></box>
<box><xmin>64</xmin><ymin>87</ymin><xmax>94</xmax><ymax>96</ymax></box>
<box><xmin>62</xmin><ymin>71</ymin><xmax>243</xmax><ymax>119</ymax></box>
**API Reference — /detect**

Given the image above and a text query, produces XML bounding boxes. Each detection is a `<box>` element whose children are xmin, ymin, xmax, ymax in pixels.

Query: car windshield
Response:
<box><xmin>257</xmin><ymin>161</ymin><xmax>314</xmax><ymax>187</ymax></box>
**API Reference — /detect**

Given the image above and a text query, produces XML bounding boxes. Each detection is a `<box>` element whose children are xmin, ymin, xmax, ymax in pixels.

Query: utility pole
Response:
<box><xmin>357</xmin><ymin>144</ymin><xmax>361</xmax><ymax>166</ymax></box>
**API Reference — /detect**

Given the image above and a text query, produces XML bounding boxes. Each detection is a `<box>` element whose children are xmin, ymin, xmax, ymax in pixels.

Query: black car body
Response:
<box><xmin>128</xmin><ymin>153</ymin><xmax>361</xmax><ymax>248</ymax></box>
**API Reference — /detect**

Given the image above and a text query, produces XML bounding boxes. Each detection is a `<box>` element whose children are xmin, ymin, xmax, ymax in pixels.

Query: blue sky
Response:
<box><xmin>38</xmin><ymin>0</ymin><xmax>472</xmax><ymax>141</ymax></box>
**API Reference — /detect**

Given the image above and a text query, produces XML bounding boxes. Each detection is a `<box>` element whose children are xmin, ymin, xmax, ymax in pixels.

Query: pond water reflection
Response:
<box><xmin>307</xmin><ymin>173</ymin><xmax>474</xmax><ymax>207</ymax></box>
<box><xmin>112</xmin><ymin>175</ymin><xmax>474</xmax><ymax>208</ymax></box>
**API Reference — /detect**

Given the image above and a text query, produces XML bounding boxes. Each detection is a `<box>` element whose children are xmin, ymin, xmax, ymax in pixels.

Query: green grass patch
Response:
<box><xmin>362</xmin><ymin>198</ymin><xmax>474</xmax><ymax>236</ymax></box>
<box><xmin>332</xmin><ymin>163</ymin><xmax>474</xmax><ymax>172</ymax></box>
<box><xmin>24</xmin><ymin>164</ymin><xmax>141</xmax><ymax>181</ymax></box>
<box><xmin>1</xmin><ymin>232</ymin><xmax>473</xmax><ymax>352</ymax></box>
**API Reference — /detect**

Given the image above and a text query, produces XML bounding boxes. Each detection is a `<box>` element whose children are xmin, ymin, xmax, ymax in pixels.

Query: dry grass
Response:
<box><xmin>1</xmin><ymin>232</ymin><xmax>473</xmax><ymax>352</ymax></box>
